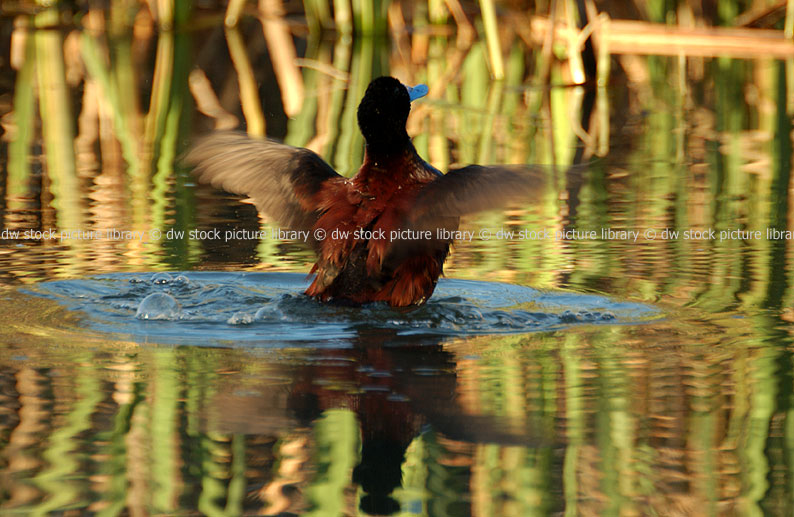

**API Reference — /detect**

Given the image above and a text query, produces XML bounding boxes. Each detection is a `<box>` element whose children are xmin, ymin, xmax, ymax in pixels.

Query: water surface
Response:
<box><xmin>25</xmin><ymin>272</ymin><xmax>659</xmax><ymax>346</ymax></box>
<box><xmin>1</xmin><ymin>2</ymin><xmax>794</xmax><ymax>515</ymax></box>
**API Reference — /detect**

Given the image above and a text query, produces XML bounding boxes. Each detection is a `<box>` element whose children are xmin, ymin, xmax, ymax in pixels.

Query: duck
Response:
<box><xmin>187</xmin><ymin>76</ymin><xmax>543</xmax><ymax>307</ymax></box>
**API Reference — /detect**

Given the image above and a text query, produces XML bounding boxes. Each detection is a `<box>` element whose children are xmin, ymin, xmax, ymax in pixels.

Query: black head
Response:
<box><xmin>357</xmin><ymin>76</ymin><xmax>427</xmax><ymax>156</ymax></box>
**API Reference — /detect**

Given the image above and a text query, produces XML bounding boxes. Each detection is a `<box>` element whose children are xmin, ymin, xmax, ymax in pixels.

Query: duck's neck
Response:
<box><xmin>363</xmin><ymin>131</ymin><xmax>412</xmax><ymax>160</ymax></box>
<box><xmin>363</xmin><ymin>141</ymin><xmax>417</xmax><ymax>170</ymax></box>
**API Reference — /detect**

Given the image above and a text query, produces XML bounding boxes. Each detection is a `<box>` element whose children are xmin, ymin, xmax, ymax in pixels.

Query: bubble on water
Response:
<box><xmin>173</xmin><ymin>275</ymin><xmax>190</xmax><ymax>285</ymax></box>
<box><xmin>254</xmin><ymin>307</ymin><xmax>272</xmax><ymax>320</ymax></box>
<box><xmin>560</xmin><ymin>310</ymin><xmax>578</xmax><ymax>323</ymax></box>
<box><xmin>151</xmin><ymin>272</ymin><xmax>173</xmax><ymax>285</ymax></box>
<box><xmin>136</xmin><ymin>292</ymin><xmax>180</xmax><ymax>320</ymax></box>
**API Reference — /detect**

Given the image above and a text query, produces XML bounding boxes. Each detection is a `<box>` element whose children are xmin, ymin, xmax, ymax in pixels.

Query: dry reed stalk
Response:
<box><xmin>479</xmin><ymin>0</ymin><xmax>504</xmax><ymax>79</ymax></box>
<box><xmin>225</xmin><ymin>0</ymin><xmax>247</xmax><ymax>26</ymax></box>
<box><xmin>421</xmin><ymin>3</ymin><xmax>474</xmax><ymax>100</ymax></box>
<box><xmin>411</xmin><ymin>3</ymin><xmax>429</xmax><ymax>66</ymax></box>
<box><xmin>188</xmin><ymin>68</ymin><xmax>239</xmax><ymax>130</ymax></box>
<box><xmin>259</xmin><ymin>0</ymin><xmax>304</xmax><ymax>117</ymax></box>
<box><xmin>10</xmin><ymin>17</ymin><xmax>28</xmax><ymax>70</ymax></box>
<box><xmin>304</xmin><ymin>46</ymin><xmax>335</xmax><ymax>154</ymax></box>
<box><xmin>538</xmin><ymin>0</ymin><xmax>556</xmax><ymax>87</ymax></box>
<box><xmin>735</xmin><ymin>1</ymin><xmax>786</xmax><ymax>27</ymax></box>
<box><xmin>564</xmin><ymin>0</ymin><xmax>585</xmax><ymax>85</ymax></box>
<box><xmin>445</xmin><ymin>0</ymin><xmax>475</xmax><ymax>45</ymax></box>
<box><xmin>35</xmin><ymin>8</ymin><xmax>81</xmax><ymax>232</ymax></box>
<box><xmin>529</xmin><ymin>16</ymin><xmax>794</xmax><ymax>58</ymax></box>
<box><xmin>294</xmin><ymin>58</ymin><xmax>349</xmax><ymax>80</ymax></box>
<box><xmin>388</xmin><ymin>1</ymin><xmax>412</xmax><ymax>71</ymax></box>
<box><xmin>156</xmin><ymin>0</ymin><xmax>173</xmax><ymax>30</ymax></box>
<box><xmin>225</xmin><ymin>27</ymin><xmax>266</xmax><ymax>136</ymax></box>
<box><xmin>75</xmin><ymin>79</ymin><xmax>100</xmax><ymax>177</ymax></box>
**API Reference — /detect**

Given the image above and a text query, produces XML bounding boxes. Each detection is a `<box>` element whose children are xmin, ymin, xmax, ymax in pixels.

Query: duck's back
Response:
<box><xmin>305</xmin><ymin>155</ymin><xmax>454</xmax><ymax>307</ymax></box>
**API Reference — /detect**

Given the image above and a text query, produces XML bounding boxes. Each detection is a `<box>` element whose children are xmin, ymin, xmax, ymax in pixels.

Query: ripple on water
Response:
<box><xmin>24</xmin><ymin>272</ymin><xmax>660</xmax><ymax>346</ymax></box>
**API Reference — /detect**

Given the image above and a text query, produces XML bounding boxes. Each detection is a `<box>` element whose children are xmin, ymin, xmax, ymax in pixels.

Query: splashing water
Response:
<box><xmin>25</xmin><ymin>272</ymin><xmax>660</xmax><ymax>346</ymax></box>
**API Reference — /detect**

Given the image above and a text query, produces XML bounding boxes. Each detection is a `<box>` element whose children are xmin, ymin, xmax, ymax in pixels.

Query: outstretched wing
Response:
<box><xmin>185</xmin><ymin>131</ymin><xmax>343</xmax><ymax>235</ymax></box>
<box><xmin>409</xmin><ymin>164</ymin><xmax>548</xmax><ymax>229</ymax></box>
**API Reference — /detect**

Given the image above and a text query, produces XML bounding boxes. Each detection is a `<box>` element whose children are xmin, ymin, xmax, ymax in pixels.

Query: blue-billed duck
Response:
<box><xmin>187</xmin><ymin>76</ymin><xmax>542</xmax><ymax>307</ymax></box>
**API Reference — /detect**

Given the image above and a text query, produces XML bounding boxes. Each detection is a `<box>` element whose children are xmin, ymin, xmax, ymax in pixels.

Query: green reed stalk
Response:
<box><xmin>285</xmin><ymin>38</ymin><xmax>321</xmax><ymax>147</ymax></box>
<box><xmin>787</xmin><ymin>0</ymin><xmax>794</xmax><ymax>38</ymax></box>
<box><xmin>334</xmin><ymin>0</ymin><xmax>353</xmax><ymax>35</ymax></box>
<box><xmin>152</xmin><ymin>33</ymin><xmax>191</xmax><ymax>268</ymax></box>
<box><xmin>320</xmin><ymin>36</ymin><xmax>352</xmax><ymax>166</ymax></box>
<box><xmin>549</xmin><ymin>74</ymin><xmax>574</xmax><ymax>166</ymax></box>
<box><xmin>767</xmin><ymin>62</ymin><xmax>791</xmax><ymax>308</ymax></box>
<box><xmin>501</xmin><ymin>45</ymin><xmax>526</xmax><ymax>161</ymax></box>
<box><xmin>477</xmin><ymin>80</ymin><xmax>503</xmax><ymax>165</ymax></box>
<box><xmin>80</xmin><ymin>33</ymin><xmax>141</xmax><ymax>177</ymax></box>
<box><xmin>8</xmin><ymin>29</ymin><xmax>35</xmax><ymax>207</ymax></box>
<box><xmin>304</xmin><ymin>0</ymin><xmax>333</xmax><ymax>32</ymax></box>
<box><xmin>352</xmin><ymin>0</ymin><xmax>387</xmax><ymax>35</ymax></box>
<box><xmin>459</xmin><ymin>42</ymin><xmax>488</xmax><ymax>166</ymax></box>
<box><xmin>113</xmin><ymin>34</ymin><xmax>143</xmax><ymax>151</ymax></box>
<box><xmin>35</xmin><ymin>8</ymin><xmax>82</xmax><ymax>234</ymax></box>
<box><xmin>426</xmin><ymin>31</ymin><xmax>450</xmax><ymax>171</ymax></box>
<box><xmin>334</xmin><ymin>37</ymin><xmax>375</xmax><ymax>175</ymax></box>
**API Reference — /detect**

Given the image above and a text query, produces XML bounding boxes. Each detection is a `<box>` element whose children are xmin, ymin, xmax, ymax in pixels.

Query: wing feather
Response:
<box><xmin>410</xmin><ymin>164</ymin><xmax>548</xmax><ymax>229</ymax></box>
<box><xmin>185</xmin><ymin>131</ymin><xmax>342</xmax><ymax>235</ymax></box>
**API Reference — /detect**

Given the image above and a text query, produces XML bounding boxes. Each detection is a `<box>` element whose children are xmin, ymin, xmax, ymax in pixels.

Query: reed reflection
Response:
<box><xmin>4</xmin><ymin>0</ymin><xmax>794</xmax><ymax>515</ymax></box>
<box><xmin>1</xmin><ymin>290</ymin><xmax>793</xmax><ymax>514</ymax></box>
<box><xmin>206</xmin><ymin>330</ymin><xmax>547</xmax><ymax>515</ymax></box>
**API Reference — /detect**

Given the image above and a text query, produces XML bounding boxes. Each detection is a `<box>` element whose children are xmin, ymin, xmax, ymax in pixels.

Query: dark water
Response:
<box><xmin>2</xmin><ymin>2</ymin><xmax>794</xmax><ymax>516</ymax></box>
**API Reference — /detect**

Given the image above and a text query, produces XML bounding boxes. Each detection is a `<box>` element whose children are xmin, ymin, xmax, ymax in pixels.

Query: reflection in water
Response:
<box><xmin>3</xmin><ymin>0</ymin><xmax>794</xmax><ymax>515</ymax></box>
<box><xmin>213</xmin><ymin>334</ymin><xmax>547</xmax><ymax>515</ymax></box>
<box><xmin>1</xmin><ymin>297</ymin><xmax>791</xmax><ymax>515</ymax></box>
